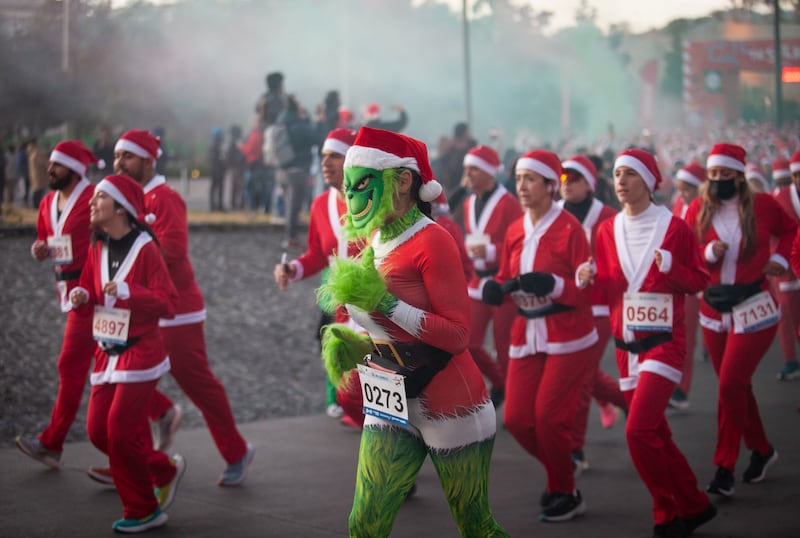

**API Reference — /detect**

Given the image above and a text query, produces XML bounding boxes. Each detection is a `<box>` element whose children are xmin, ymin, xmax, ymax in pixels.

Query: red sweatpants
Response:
<box><xmin>468</xmin><ymin>299</ymin><xmax>516</xmax><ymax>391</ymax></box>
<box><xmin>623</xmin><ymin>372</ymin><xmax>709</xmax><ymax>525</ymax></box>
<box><xmin>88</xmin><ymin>380</ymin><xmax>176</xmax><ymax>519</ymax></box>
<box><xmin>677</xmin><ymin>294</ymin><xmax>700</xmax><ymax>395</ymax></box>
<box><xmin>39</xmin><ymin>310</ymin><xmax>95</xmax><ymax>452</ymax></box>
<box><xmin>702</xmin><ymin>324</ymin><xmax>775</xmax><ymax>471</ymax></box>
<box><xmin>504</xmin><ymin>347</ymin><xmax>595</xmax><ymax>495</ymax></box>
<box><xmin>336</xmin><ymin>369</ymin><xmax>365</xmax><ymax>428</ymax></box>
<box><xmin>570</xmin><ymin>317</ymin><xmax>626</xmax><ymax>452</ymax></box>
<box><xmin>149</xmin><ymin>322</ymin><xmax>247</xmax><ymax>464</ymax></box>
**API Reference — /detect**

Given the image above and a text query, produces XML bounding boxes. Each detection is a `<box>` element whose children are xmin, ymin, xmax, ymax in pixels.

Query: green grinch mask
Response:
<box><xmin>343</xmin><ymin>166</ymin><xmax>398</xmax><ymax>238</ymax></box>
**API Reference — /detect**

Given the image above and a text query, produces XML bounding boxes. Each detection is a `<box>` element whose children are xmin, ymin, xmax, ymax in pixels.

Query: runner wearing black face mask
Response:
<box><xmin>685</xmin><ymin>143</ymin><xmax>797</xmax><ymax>501</ymax></box>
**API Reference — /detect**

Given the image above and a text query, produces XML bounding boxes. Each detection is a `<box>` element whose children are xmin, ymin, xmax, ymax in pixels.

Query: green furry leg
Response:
<box><xmin>325</xmin><ymin>377</ymin><xmax>337</xmax><ymax>406</ymax></box>
<box><xmin>429</xmin><ymin>437</ymin><xmax>509</xmax><ymax>538</ymax></box>
<box><xmin>349</xmin><ymin>426</ymin><xmax>427</xmax><ymax>538</ymax></box>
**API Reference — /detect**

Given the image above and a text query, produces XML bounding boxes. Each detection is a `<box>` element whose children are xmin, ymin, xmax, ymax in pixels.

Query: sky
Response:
<box><xmin>108</xmin><ymin>0</ymin><xmax>736</xmax><ymax>34</ymax></box>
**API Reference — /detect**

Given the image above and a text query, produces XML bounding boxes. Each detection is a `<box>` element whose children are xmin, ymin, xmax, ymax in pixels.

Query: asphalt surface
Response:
<box><xmin>1</xmin><ymin>178</ymin><xmax>799</xmax><ymax>537</ymax></box>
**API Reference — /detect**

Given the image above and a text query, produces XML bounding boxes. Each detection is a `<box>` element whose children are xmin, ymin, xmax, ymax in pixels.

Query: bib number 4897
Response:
<box><xmin>93</xmin><ymin>306</ymin><xmax>131</xmax><ymax>345</ymax></box>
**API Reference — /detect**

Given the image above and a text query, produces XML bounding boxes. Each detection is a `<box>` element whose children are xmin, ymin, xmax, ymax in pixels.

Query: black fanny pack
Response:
<box><xmin>99</xmin><ymin>336</ymin><xmax>140</xmax><ymax>356</ymax></box>
<box><xmin>703</xmin><ymin>280</ymin><xmax>764</xmax><ymax>313</ymax></box>
<box><xmin>614</xmin><ymin>332</ymin><xmax>673</xmax><ymax>354</ymax></box>
<box><xmin>475</xmin><ymin>268</ymin><xmax>498</xmax><ymax>278</ymax></box>
<box><xmin>365</xmin><ymin>341</ymin><xmax>452</xmax><ymax>399</ymax></box>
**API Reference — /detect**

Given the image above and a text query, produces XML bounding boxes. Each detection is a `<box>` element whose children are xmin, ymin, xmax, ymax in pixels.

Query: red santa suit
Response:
<box><xmin>33</xmin><ymin>178</ymin><xmax>96</xmax><ymax>453</ymax></box>
<box><xmin>73</xmin><ymin>231</ymin><xmax>179</xmax><ymax>519</ymax></box>
<box><xmin>144</xmin><ymin>175</ymin><xmax>248</xmax><ymax>464</ymax></box>
<box><xmin>287</xmin><ymin>187</ymin><xmax>366</xmax><ymax>425</ymax></box>
<box><xmin>594</xmin><ymin>203</ymin><xmax>711</xmax><ymax>525</ymax></box>
<box><xmin>685</xmin><ymin>192</ymin><xmax>796</xmax><ymax>472</ymax></box>
<box><xmin>463</xmin><ymin>184</ymin><xmax>522</xmax><ymax>392</ymax></box>
<box><xmin>771</xmin><ymin>184</ymin><xmax>800</xmax><ymax>369</ymax></box>
<box><xmin>671</xmin><ymin>196</ymin><xmax>702</xmax><ymax>397</ymax></box>
<box><xmin>495</xmin><ymin>205</ymin><xmax>598</xmax><ymax>496</ymax></box>
<box><xmin>558</xmin><ymin>198</ymin><xmax>626</xmax><ymax>456</ymax></box>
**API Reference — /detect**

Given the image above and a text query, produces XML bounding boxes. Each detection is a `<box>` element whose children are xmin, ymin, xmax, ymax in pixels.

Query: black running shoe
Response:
<box><xmin>707</xmin><ymin>466</ymin><xmax>734</xmax><ymax>497</ymax></box>
<box><xmin>742</xmin><ymin>447</ymin><xmax>778</xmax><ymax>483</ymax></box>
<box><xmin>539</xmin><ymin>490</ymin><xmax>586</xmax><ymax>522</ymax></box>
<box><xmin>653</xmin><ymin>517</ymin><xmax>687</xmax><ymax>538</ymax></box>
<box><xmin>685</xmin><ymin>503</ymin><xmax>717</xmax><ymax>535</ymax></box>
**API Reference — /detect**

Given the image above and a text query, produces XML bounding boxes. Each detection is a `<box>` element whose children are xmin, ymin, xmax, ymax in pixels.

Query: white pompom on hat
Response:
<box><xmin>344</xmin><ymin>127</ymin><xmax>442</xmax><ymax>202</ymax></box>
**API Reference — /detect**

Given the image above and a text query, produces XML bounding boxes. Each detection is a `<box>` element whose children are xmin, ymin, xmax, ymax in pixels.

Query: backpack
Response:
<box><xmin>262</xmin><ymin>123</ymin><xmax>295</xmax><ymax>168</ymax></box>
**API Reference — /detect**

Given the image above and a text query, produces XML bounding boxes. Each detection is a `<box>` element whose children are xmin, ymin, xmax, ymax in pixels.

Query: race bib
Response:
<box><xmin>93</xmin><ymin>306</ymin><xmax>131</xmax><ymax>345</ymax></box>
<box><xmin>47</xmin><ymin>235</ymin><xmax>73</xmax><ymax>266</ymax></box>
<box><xmin>357</xmin><ymin>364</ymin><xmax>408</xmax><ymax>426</ymax></box>
<box><xmin>510</xmin><ymin>290</ymin><xmax>552</xmax><ymax>316</ymax></box>
<box><xmin>732</xmin><ymin>291</ymin><xmax>778</xmax><ymax>334</ymax></box>
<box><xmin>623</xmin><ymin>292</ymin><xmax>672</xmax><ymax>332</ymax></box>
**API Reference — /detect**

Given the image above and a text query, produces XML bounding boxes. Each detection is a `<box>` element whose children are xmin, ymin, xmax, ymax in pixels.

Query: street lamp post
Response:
<box><xmin>462</xmin><ymin>0</ymin><xmax>472</xmax><ymax>130</ymax></box>
<box><xmin>773</xmin><ymin>0</ymin><xmax>783</xmax><ymax>128</ymax></box>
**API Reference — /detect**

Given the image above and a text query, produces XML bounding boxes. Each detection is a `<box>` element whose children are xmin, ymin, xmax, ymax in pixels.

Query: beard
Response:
<box><xmin>49</xmin><ymin>171</ymin><xmax>74</xmax><ymax>191</ymax></box>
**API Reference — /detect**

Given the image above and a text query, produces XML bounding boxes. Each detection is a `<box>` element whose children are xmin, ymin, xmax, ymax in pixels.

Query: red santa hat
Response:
<box><xmin>790</xmin><ymin>150</ymin><xmax>800</xmax><ymax>174</ymax></box>
<box><xmin>561</xmin><ymin>155</ymin><xmax>598</xmax><ymax>190</ymax></box>
<box><xmin>745</xmin><ymin>162</ymin><xmax>769</xmax><ymax>190</ymax></box>
<box><xmin>676</xmin><ymin>161</ymin><xmax>706</xmax><ymax>187</ymax></box>
<box><xmin>50</xmin><ymin>140</ymin><xmax>101</xmax><ymax>178</ymax></box>
<box><xmin>364</xmin><ymin>103</ymin><xmax>380</xmax><ymax>121</ymax></box>
<box><xmin>322</xmin><ymin>128</ymin><xmax>357</xmax><ymax>156</ymax></box>
<box><xmin>706</xmin><ymin>143</ymin><xmax>746</xmax><ymax>172</ymax></box>
<box><xmin>344</xmin><ymin>126</ymin><xmax>442</xmax><ymax>202</ymax></box>
<box><xmin>463</xmin><ymin>145</ymin><xmax>502</xmax><ymax>177</ymax></box>
<box><xmin>516</xmin><ymin>149</ymin><xmax>562</xmax><ymax>182</ymax></box>
<box><xmin>95</xmin><ymin>174</ymin><xmax>147</xmax><ymax>222</ymax></box>
<box><xmin>772</xmin><ymin>158</ymin><xmax>791</xmax><ymax>180</ymax></box>
<box><xmin>114</xmin><ymin>129</ymin><xmax>163</xmax><ymax>162</ymax></box>
<box><xmin>614</xmin><ymin>148</ymin><xmax>662</xmax><ymax>192</ymax></box>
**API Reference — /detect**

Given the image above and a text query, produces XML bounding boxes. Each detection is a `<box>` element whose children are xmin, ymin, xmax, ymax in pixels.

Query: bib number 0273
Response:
<box><xmin>357</xmin><ymin>364</ymin><xmax>409</xmax><ymax>426</ymax></box>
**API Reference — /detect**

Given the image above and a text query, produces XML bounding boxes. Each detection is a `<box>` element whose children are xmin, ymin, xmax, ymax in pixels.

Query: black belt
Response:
<box><xmin>518</xmin><ymin>303</ymin><xmax>574</xmax><ymax>319</ymax></box>
<box><xmin>54</xmin><ymin>270</ymin><xmax>82</xmax><ymax>281</ymax></box>
<box><xmin>366</xmin><ymin>341</ymin><xmax>452</xmax><ymax>399</ymax></box>
<box><xmin>475</xmin><ymin>268</ymin><xmax>498</xmax><ymax>278</ymax></box>
<box><xmin>615</xmin><ymin>332</ymin><xmax>673</xmax><ymax>354</ymax></box>
<box><xmin>99</xmin><ymin>337</ymin><xmax>140</xmax><ymax>356</ymax></box>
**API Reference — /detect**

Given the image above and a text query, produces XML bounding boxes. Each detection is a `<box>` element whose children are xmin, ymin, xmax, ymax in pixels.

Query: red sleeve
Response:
<box><xmin>149</xmin><ymin>190</ymin><xmax>189</xmax><ymax>268</ymax></box>
<box><xmin>435</xmin><ymin>215</ymin><xmax>474</xmax><ymax>282</ymax></box>
<box><xmin>792</xmin><ymin>227</ymin><xmax>800</xmax><ymax>276</ymax></box>
<box><xmin>660</xmin><ymin>218</ymin><xmax>710</xmax><ymax>295</ymax></box>
<box><xmin>294</xmin><ymin>195</ymin><xmax>333</xmax><ymax>279</ymax></box>
<box><xmin>551</xmin><ymin>215</ymin><xmax>593</xmax><ymax>307</ymax></box>
<box><xmin>127</xmin><ymin>242</ymin><xmax>179</xmax><ymax>322</ymax></box>
<box><xmin>762</xmin><ymin>194</ymin><xmax>798</xmax><ymax>263</ymax></box>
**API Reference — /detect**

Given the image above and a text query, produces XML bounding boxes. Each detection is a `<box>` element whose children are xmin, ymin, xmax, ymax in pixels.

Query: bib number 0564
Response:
<box><xmin>357</xmin><ymin>364</ymin><xmax>409</xmax><ymax>426</ymax></box>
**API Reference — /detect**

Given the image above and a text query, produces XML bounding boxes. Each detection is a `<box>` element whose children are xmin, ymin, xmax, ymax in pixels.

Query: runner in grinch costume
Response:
<box><xmin>317</xmin><ymin>127</ymin><xmax>507</xmax><ymax>537</ymax></box>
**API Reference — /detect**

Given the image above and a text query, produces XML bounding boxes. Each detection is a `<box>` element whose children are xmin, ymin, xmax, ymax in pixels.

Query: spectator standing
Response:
<box><xmin>92</xmin><ymin>127</ymin><xmax>116</xmax><ymax>180</ymax></box>
<box><xmin>16</xmin><ymin>141</ymin><xmax>30</xmax><ymax>207</ymax></box>
<box><xmin>362</xmin><ymin>102</ymin><xmax>408</xmax><ymax>133</ymax></box>
<box><xmin>225</xmin><ymin>124</ymin><xmax>246</xmax><ymax>211</ymax></box>
<box><xmin>239</xmin><ymin>117</ymin><xmax>268</xmax><ymax>216</ymax></box>
<box><xmin>5</xmin><ymin>144</ymin><xmax>19</xmax><ymax>212</ymax></box>
<box><xmin>208</xmin><ymin>128</ymin><xmax>225</xmax><ymax>211</ymax></box>
<box><xmin>276</xmin><ymin>94</ymin><xmax>316</xmax><ymax>250</ymax></box>
<box><xmin>27</xmin><ymin>138</ymin><xmax>50</xmax><ymax>208</ymax></box>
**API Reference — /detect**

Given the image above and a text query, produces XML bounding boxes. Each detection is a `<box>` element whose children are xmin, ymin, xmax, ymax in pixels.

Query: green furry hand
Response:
<box><xmin>320</xmin><ymin>324</ymin><xmax>372</xmax><ymax>386</ymax></box>
<box><xmin>316</xmin><ymin>247</ymin><xmax>397</xmax><ymax>315</ymax></box>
